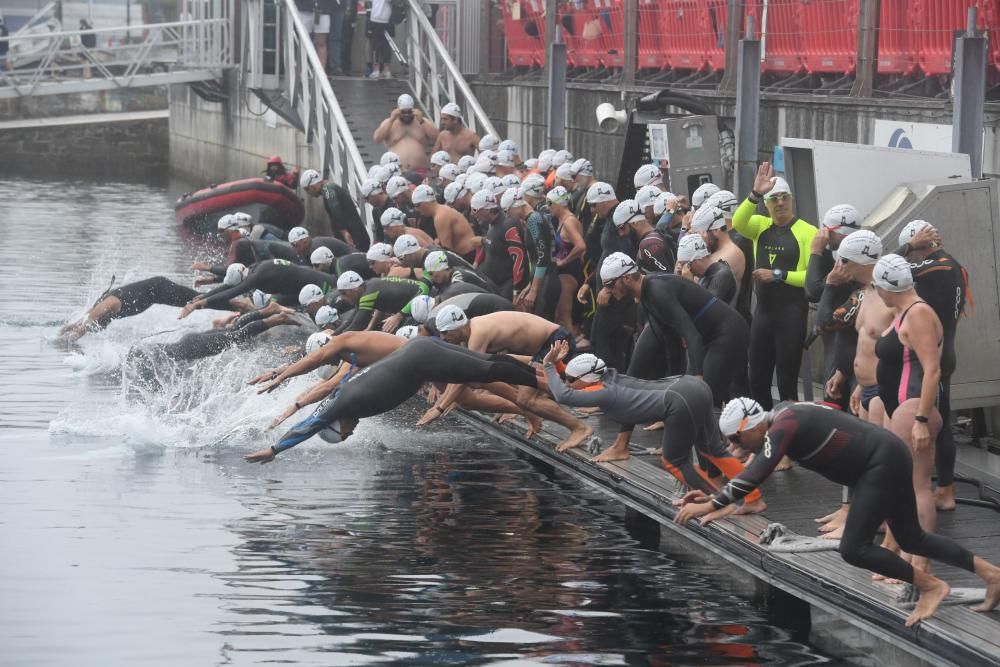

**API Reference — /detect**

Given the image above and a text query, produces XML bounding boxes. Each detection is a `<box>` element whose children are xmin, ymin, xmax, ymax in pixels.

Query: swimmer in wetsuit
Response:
<box><xmin>244</xmin><ymin>337</ymin><xmax>541</xmax><ymax>462</ymax></box>
<box><xmin>61</xmin><ymin>276</ymin><xmax>200</xmax><ymax>341</ymax></box>
<box><xmin>676</xmin><ymin>234</ymin><xmax>738</xmax><ymax>306</ymax></box>
<box><xmin>675</xmin><ymin>398</ymin><xmax>1000</xmax><ymax>627</ymax></box>
<box><xmin>471</xmin><ymin>190</ymin><xmax>526</xmax><ymax>301</ymax></box>
<box><xmin>180</xmin><ymin>260</ymin><xmax>337</xmax><ymax>316</ymax></box>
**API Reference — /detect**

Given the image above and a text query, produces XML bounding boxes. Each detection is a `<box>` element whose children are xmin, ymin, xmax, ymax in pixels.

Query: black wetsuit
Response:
<box><xmin>321</xmin><ymin>182</ymin><xmax>370</xmax><ymax>251</ymax></box>
<box><xmin>425</xmin><ymin>292</ymin><xmax>516</xmax><ymax>336</ymax></box>
<box><xmin>712</xmin><ymin>403</ymin><xmax>975</xmax><ymax>584</ymax></box>
<box><xmin>338</xmin><ymin>277</ymin><xmax>428</xmax><ymax>332</ymax></box>
<box><xmin>331</xmin><ymin>252</ymin><xmax>378</xmax><ymax>281</ymax></box>
<box><xmin>700</xmin><ymin>261</ymin><xmax>738</xmax><ymax>306</ymax></box>
<box><xmin>199</xmin><ymin>260</ymin><xmax>336</xmax><ymax>309</ymax></box>
<box><xmin>273</xmin><ymin>338</ymin><xmax>538</xmax><ymax>452</ymax></box>
<box><xmin>429</xmin><ymin>267</ymin><xmax>496</xmax><ymax>296</ymax></box>
<box><xmin>636</xmin><ymin>229</ymin><xmax>675</xmax><ymax>274</ymax></box>
<box><xmin>591</xmin><ymin>214</ymin><xmax>639</xmax><ymax>372</ymax></box>
<box><xmin>97</xmin><ymin>277</ymin><xmax>200</xmax><ymax>327</ymax></box>
<box><xmin>213</xmin><ymin>240</ymin><xmax>301</xmax><ymax>278</ymax></box>
<box><xmin>729</xmin><ymin>229</ymin><xmax>755</xmax><ymax>322</ymax></box>
<box><xmin>478</xmin><ymin>213</ymin><xmax>527</xmax><ymax>300</ymax></box>
<box><xmin>911</xmin><ymin>250</ymin><xmax>966</xmax><ymax>488</ymax></box>
<box><xmin>523</xmin><ymin>205</ymin><xmax>559</xmax><ymax>321</ymax></box>
<box><xmin>307</xmin><ymin>236</ymin><xmax>355</xmax><ymax>259</ymax></box>
<box><xmin>629</xmin><ymin>274</ymin><xmax>749</xmax><ymax>407</ymax></box>
<box><xmin>806</xmin><ymin>248</ymin><xmax>856</xmax><ymax>409</ymax></box>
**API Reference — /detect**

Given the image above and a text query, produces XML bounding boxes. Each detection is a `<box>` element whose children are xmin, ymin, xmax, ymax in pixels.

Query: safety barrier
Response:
<box><xmin>799</xmin><ymin>0</ymin><xmax>859</xmax><ymax>75</ymax></box>
<box><xmin>500</xmin><ymin>0</ymin><xmax>546</xmax><ymax>68</ymax></box>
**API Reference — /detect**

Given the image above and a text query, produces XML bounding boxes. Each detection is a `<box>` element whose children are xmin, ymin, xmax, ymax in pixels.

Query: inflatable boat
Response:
<box><xmin>175</xmin><ymin>178</ymin><xmax>305</xmax><ymax>234</ymax></box>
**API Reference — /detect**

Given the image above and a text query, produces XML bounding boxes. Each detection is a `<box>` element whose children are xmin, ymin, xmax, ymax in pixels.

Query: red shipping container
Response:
<box><xmin>638</xmin><ymin>0</ymin><xmax>668</xmax><ymax>70</ymax></box>
<box><xmin>761</xmin><ymin>0</ymin><xmax>803</xmax><ymax>73</ymax></box>
<box><xmin>501</xmin><ymin>0</ymin><xmax>546</xmax><ymax>68</ymax></box>
<box><xmin>800</xmin><ymin>0</ymin><xmax>859</xmax><ymax>74</ymax></box>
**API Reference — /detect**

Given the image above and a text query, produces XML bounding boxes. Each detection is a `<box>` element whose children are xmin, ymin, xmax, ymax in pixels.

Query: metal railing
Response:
<box><xmin>405</xmin><ymin>0</ymin><xmax>497</xmax><ymax>138</ymax></box>
<box><xmin>243</xmin><ymin>0</ymin><xmax>369</xmax><ymax>236</ymax></box>
<box><xmin>0</xmin><ymin>0</ymin><xmax>233</xmax><ymax>99</ymax></box>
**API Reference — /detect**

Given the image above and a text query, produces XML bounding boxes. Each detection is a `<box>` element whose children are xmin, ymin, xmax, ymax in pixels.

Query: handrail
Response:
<box><xmin>405</xmin><ymin>0</ymin><xmax>497</xmax><ymax>139</ymax></box>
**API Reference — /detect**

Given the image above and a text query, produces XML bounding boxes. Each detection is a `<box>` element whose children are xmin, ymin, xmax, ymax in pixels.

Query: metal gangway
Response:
<box><xmin>0</xmin><ymin>0</ymin><xmax>234</xmax><ymax>100</ymax></box>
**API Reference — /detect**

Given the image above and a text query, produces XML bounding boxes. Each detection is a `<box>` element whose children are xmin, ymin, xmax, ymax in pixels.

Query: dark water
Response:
<box><xmin>0</xmin><ymin>177</ymin><xmax>841</xmax><ymax>665</ymax></box>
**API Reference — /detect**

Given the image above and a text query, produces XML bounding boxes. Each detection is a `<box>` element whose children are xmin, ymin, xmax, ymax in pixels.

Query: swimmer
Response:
<box><xmin>61</xmin><ymin>276</ymin><xmax>200</xmax><ymax>341</ymax></box>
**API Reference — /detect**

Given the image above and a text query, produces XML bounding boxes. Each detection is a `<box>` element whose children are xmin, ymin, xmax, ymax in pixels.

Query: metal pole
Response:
<box><xmin>547</xmin><ymin>41</ymin><xmax>567</xmax><ymax>150</ymax></box>
<box><xmin>734</xmin><ymin>15</ymin><xmax>761</xmax><ymax>197</ymax></box>
<box><xmin>719</xmin><ymin>0</ymin><xmax>745</xmax><ymax>92</ymax></box>
<box><xmin>952</xmin><ymin>7</ymin><xmax>986</xmax><ymax>179</ymax></box>
<box><xmin>544</xmin><ymin>0</ymin><xmax>558</xmax><ymax>77</ymax></box>
<box><xmin>850</xmin><ymin>0</ymin><xmax>879</xmax><ymax>97</ymax></box>
<box><xmin>622</xmin><ymin>0</ymin><xmax>637</xmax><ymax>87</ymax></box>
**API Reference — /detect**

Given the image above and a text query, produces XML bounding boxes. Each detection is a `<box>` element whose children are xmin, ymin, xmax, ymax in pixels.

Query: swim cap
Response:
<box><xmin>300</xmin><ymin>169</ymin><xmax>323</xmax><ymax>188</ymax></box>
<box><xmin>690</xmin><ymin>205</ymin><xmax>727</xmax><ymax>233</ymax></box>
<box><xmin>411</xmin><ymin>184</ymin><xmax>437</xmax><ymax>205</ymax></box>
<box><xmin>441</xmin><ymin>102</ymin><xmax>463</xmax><ymax>120</ymax></box>
<box><xmin>368</xmin><ymin>164</ymin><xmax>382</xmax><ymax>179</ymax></box>
<box><xmin>635</xmin><ymin>185</ymin><xmax>662</xmax><ymax>212</ymax></box>
<box><xmin>288</xmin><ymin>226</ymin><xmax>310</xmax><ymax>244</ymax></box>
<box><xmin>217</xmin><ymin>214</ymin><xmax>238</xmax><ymax>231</ymax></box>
<box><xmin>380</xmin><ymin>151</ymin><xmax>401</xmax><ymax>166</ymax></box>
<box><xmin>306</xmin><ymin>331</ymin><xmax>332</xmax><ymax>356</ymax></box>
<box><xmin>677</xmin><ymin>234</ymin><xmax>710</xmax><ymax>263</ymax></box>
<box><xmin>396</xmin><ymin>325</ymin><xmax>420</xmax><ymax>340</ymax></box>
<box><xmin>498</xmin><ymin>139</ymin><xmax>519</xmax><ymax>154</ymax></box>
<box><xmin>600</xmin><ymin>252</ymin><xmax>638</xmax><ymax>285</ymax></box>
<box><xmin>546</xmin><ymin>185</ymin><xmax>571</xmax><ymax>206</ymax></box>
<box><xmin>572</xmin><ymin>158</ymin><xmax>594</xmax><ymax>177</ymax></box>
<box><xmin>719</xmin><ymin>397</ymin><xmax>767</xmax><ymax>436</ymax></box>
<box><xmin>633</xmin><ymin>164</ymin><xmax>662</xmax><ymax>189</ymax></box>
<box><xmin>457</xmin><ymin>155</ymin><xmax>477</xmax><ymax>173</ymax></box>
<box><xmin>337</xmin><ymin>271</ymin><xmax>365</xmax><ymax>291</ymax></box>
<box><xmin>497</xmin><ymin>149</ymin><xmax>517</xmax><ymax>168</ymax></box>
<box><xmin>223</xmin><ymin>263</ymin><xmax>249</xmax><ymax>286</ymax></box>
<box><xmin>484</xmin><ymin>176</ymin><xmax>507</xmax><ymax>197</ymax></box>
<box><xmin>385</xmin><ymin>175</ymin><xmax>410</xmax><ymax>199</ymax></box>
<box><xmin>537</xmin><ymin>149</ymin><xmax>557</xmax><ymax>172</ymax></box>
<box><xmin>393</xmin><ymin>234</ymin><xmax>422</xmax><ymax>258</ymax></box>
<box><xmin>479</xmin><ymin>134</ymin><xmax>500</xmax><ymax>152</ymax></box>
<box><xmin>443</xmin><ymin>181</ymin><xmax>469</xmax><ymax>205</ymax></box>
<box><xmin>823</xmin><ymin>204</ymin><xmax>862</xmax><ymax>232</ymax></box>
<box><xmin>652</xmin><ymin>192</ymin><xmax>677</xmax><ymax>217</ymax></box>
<box><xmin>553</xmin><ymin>149</ymin><xmax>574</xmax><ymax>168</ymax></box>
<box><xmin>397</xmin><ymin>93</ymin><xmax>415</xmax><ymax>110</ymax></box>
<box><xmin>523</xmin><ymin>158</ymin><xmax>539</xmax><ymax>171</ymax></box>
<box><xmin>383</xmin><ymin>162</ymin><xmax>402</xmax><ymax>179</ymax></box>
<box><xmin>555</xmin><ymin>162</ymin><xmax>576</xmax><ymax>181</ymax></box>
<box><xmin>468</xmin><ymin>158</ymin><xmax>493</xmax><ymax>175</ymax></box>
<box><xmin>232</xmin><ymin>212</ymin><xmax>253</xmax><ymax>228</ymax></box>
<box><xmin>470</xmin><ymin>189</ymin><xmax>498</xmax><ymax>212</ymax></box>
<box><xmin>500</xmin><ymin>187</ymin><xmax>526</xmax><ymax>212</ymax></box>
<box><xmin>691</xmin><ymin>182</ymin><xmax>721</xmax><ymax>209</ymax></box>
<box><xmin>703</xmin><ymin>190</ymin><xmax>738</xmax><ymax>214</ymax></box>
<box><xmin>586</xmin><ymin>181</ymin><xmax>616</xmax><ymax>204</ymax></box>
<box><xmin>380</xmin><ymin>207</ymin><xmax>406</xmax><ymax>228</ymax></box>
<box><xmin>435</xmin><ymin>304</ymin><xmax>468</xmax><ymax>332</ymax></box>
<box><xmin>439</xmin><ymin>164</ymin><xmax>460</xmax><ymax>181</ymax></box>
<box><xmin>372</xmin><ymin>165</ymin><xmax>393</xmax><ymax>184</ymax></box>
<box><xmin>872</xmin><ymin>254</ymin><xmax>914</xmax><ymax>292</ymax></box>
<box><xmin>251</xmin><ymin>289</ymin><xmax>272</xmax><ymax>308</ymax></box>
<box><xmin>500</xmin><ymin>174</ymin><xmax>521</xmax><ymax>189</ymax></box>
<box><xmin>479</xmin><ymin>149</ymin><xmax>497</xmax><ymax>166</ymax></box>
<box><xmin>765</xmin><ymin>177</ymin><xmax>791</xmax><ymax>198</ymax></box>
<box><xmin>310</xmin><ymin>246</ymin><xmax>335</xmax><ymax>266</ymax></box>
<box><xmin>430</xmin><ymin>150</ymin><xmax>451</xmax><ymax>167</ymax></box>
<box><xmin>565</xmin><ymin>353</ymin><xmax>607</xmax><ymax>383</ymax></box>
<box><xmin>898</xmin><ymin>220</ymin><xmax>933</xmax><ymax>248</ymax></box>
<box><xmin>837</xmin><ymin>230</ymin><xmax>882</xmax><ymax>265</ymax></box>
<box><xmin>424</xmin><ymin>250</ymin><xmax>450</xmax><ymax>273</ymax></box>
<box><xmin>315</xmin><ymin>305</ymin><xmax>339</xmax><ymax>327</ymax></box>
<box><xmin>520</xmin><ymin>174</ymin><xmax>546</xmax><ymax>198</ymax></box>
<box><xmin>298</xmin><ymin>283</ymin><xmax>325</xmax><ymax>306</ymax></box>
<box><xmin>465</xmin><ymin>172</ymin><xmax>487</xmax><ymax>194</ymax></box>
<box><xmin>612</xmin><ymin>200</ymin><xmax>643</xmax><ymax>229</ymax></box>
<box><xmin>366</xmin><ymin>242</ymin><xmax>394</xmax><ymax>262</ymax></box>
<box><xmin>408</xmin><ymin>295</ymin><xmax>435</xmax><ymax>324</ymax></box>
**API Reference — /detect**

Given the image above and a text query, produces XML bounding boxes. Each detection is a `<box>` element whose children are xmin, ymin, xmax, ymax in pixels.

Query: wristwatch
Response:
<box><xmin>914</xmin><ymin>415</ymin><xmax>929</xmax><ymax>424</ymax></box>
<box><xmin>772</xmin><ymin>268</ymin><xmax>785</xmax><ymax>282</ymax></box>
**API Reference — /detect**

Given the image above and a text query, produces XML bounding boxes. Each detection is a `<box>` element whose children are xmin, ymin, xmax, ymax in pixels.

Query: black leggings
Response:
<box><xmin>838</xmin><ymin>436</ymin><xmax>976</xmax><ymax>583</ymax></box>
<box><xmin>749</xmin><ymin>299</ymin><xmax>808</xmax><ymax>409</ymax></box>
<box><xmin>935</xmin><ymin>372</ymin><xmax>955</xmax><ymax>487</ymax></box>
<box><xmin>160</xmin><ymin>318</ymin><xmax>268</xmax><ymax>362</ymax></box>
<box><xmin>100</xmin><ymin>276</ymin><xmax>199</xmax><ymax>326</ymax></box>
<box><xmin>591</xmin><ymin>296</ymin><xmax>634</xmax><ymax>372</ymax></box>
<box><xmin>627</xmin><ymin>320</ymin><xmax>685</xmax><ymax>380</ymax></box>
<box><xmin>701</xmin><ymin>316</ymin><xmax>750</xmax><ymax>408</ymax></box>
<box><xmin>532</xmin><ymin>272</ymin><xmax>562</xmax><ymax>322</ymax></box>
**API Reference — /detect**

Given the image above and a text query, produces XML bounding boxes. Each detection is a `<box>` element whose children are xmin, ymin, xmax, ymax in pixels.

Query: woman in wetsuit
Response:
<box><xmin>874</xmin><ymin>254</ymin><xmax>943</xmax><ymax>575</ymax></box>
<box><xmin>546</xmin><ymin>187</ymin><xmax>587</xmax><ymax>344</ymax></box>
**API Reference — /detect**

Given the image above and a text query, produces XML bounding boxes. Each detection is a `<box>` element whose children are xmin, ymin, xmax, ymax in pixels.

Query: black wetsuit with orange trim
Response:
<box><xmin>875</xmin><ymin>301</ymin><xmax>939</xmax><ymax>418</ymax></box>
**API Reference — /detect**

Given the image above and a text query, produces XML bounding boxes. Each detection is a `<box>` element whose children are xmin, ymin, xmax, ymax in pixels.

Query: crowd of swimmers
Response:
<box><xmin>59</xmin><ymin>97</ymin><xmax>1000</xmax><ymax>626</ymax></box>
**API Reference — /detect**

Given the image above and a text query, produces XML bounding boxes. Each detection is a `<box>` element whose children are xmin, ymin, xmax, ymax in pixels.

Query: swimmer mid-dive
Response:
<box><xmin>61</xmin><ymin>276</ymin><xmax>200</xmax><ymax>341</ymax></box>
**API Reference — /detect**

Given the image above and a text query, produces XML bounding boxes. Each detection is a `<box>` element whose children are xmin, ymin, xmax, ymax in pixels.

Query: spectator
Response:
<box><xmin>373</xmin><ymin>94</ymin><xmax>439</xmax><ymax>172</ymax></box>
<box><xmin>296</xmin><ymin>1</ymin><xmax>331</xmax><ymax>71</ymax></box>
<box><xmin>366</xmin><ymin>0</ymin><xmax>393</xmax><ymax>79</ymax></box>
<box><xmin>325</xmin><ymin>0</ymin><xmax>346</xmax><ymax>75</ymax></box>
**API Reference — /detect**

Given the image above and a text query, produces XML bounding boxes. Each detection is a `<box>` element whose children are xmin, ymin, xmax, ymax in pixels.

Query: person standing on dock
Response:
<box><xmin>676</xmin><ymin>398</ymin><xmax>1000</xmax><ymax>627</ymax></box>
<box><xmin>373</xmin><ymin>94</ymin><xmax>440</xmax><ymax>173</ymax></box>
<box><xmin>433</xmin><ymin>103</ymin><xmax>480</xmax><ymax>163</ymax></box>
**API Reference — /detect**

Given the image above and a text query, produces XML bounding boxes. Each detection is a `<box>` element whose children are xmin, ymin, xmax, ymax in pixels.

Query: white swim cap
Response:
<box><xmin>471</xmin><ymin>189</ymin><xmax>498</xmax><ymax>212</ymax></box>
<box><xmin>501</xmin><ymin>174</ymin><xmax>521</xmax><ymax>189</ymax></box>
<box><xmin>397</xmin><ymin>93</ymin><xmax>415</xmax><ymax>110</ymax></box>
<box><xmin>565</xmin><ymin>353</ymin><xmax>607</xmax><ymax>383</ymax></box>
<box><xmin>298</xmin><ymin>283</ymin><xmax>325</xmax><ymax>306</ymax></box>
<box><xmin>288</xmin><ymin>226</ymin><xmax>310</xmax><ymax>244</ymax></box>
<box><xmin>393</xmin><ymin>234</ymin><xmax>422</xmax><ymax>258</ymax></box>
<box><xmin>898</xmin><ymin>220</ymin><xmax>933</xmax><ymax>248</ymax></box>
<box><xmin>555</xmin><ymin>162</ymin><xmax>576</xmax><ymax>181</ymax></box>
<box><xmin>547</xmin><ymin>185</ymin><xmax>571</xmax><ymax>206</ymax></box>
<box><xmin>553</xmin><ymin>149</ymin><xmax>574</xmax><ymax>167</ymax></box>
<box><xmin>484</xmin><ymin>176</ymin><xmax>507</xmax><ymax>197</ymax></box>
<box><xmin>523</xmin><ymin>158</ymin><xmax>539</xmax><ymax>171</ymax></box>
<box><xmin>690</xmin><ymin>206</ymin><xmax>727</xmax><ymax>233</ymax></box>
<box><xmin>520</xmin><ymin>174</ymin><xmax>546</xmax><ymax>198</ymax></box>
<box><xmin>315</xmin><ymin>305</ymin><xmax>339</xmax><ymax>327</ymax></box>
<box><xmin>411</xmin><ymin>184</ymin><xmax>437</xmax><ymax>205</ymax></box>
<box><xmin>537</xmin><ymin>148</ymin><xmax>557</xmax><ymax>172</ymax></box>
<box><xmin>704</xmin><ymin>190</ymin><xmax>738</xmax><ymax>214</ymax></box>
<box><xmin>337</xmin><ymin>270</ymin><xmax>365</xmax><ymax>291</ymax></box>
<box><xmin>612</xmin><ymin>199</ymin><xmax>643</xmax><ymax>229</ymax></box>
<box><xmin>766</xmin><ymin>177</ymin><xmax>792</xmax><ymax>198</ymax></box>
<box><xmin>719</xmin><ymin>397</ymin><xmax>767</xmax><ymax>436</ymax></box>
<box><xmin>500</xmin><ymin>187</ymin><xmax>526</xmax><ymax>212</ymax></box>
<box><xmin>306</xmin><ymin>331</ymin><xmax>332</xmax><ymax>356</ymax></box>
<box><xmin>372</xmin><ymin>165</ymin><xmax>393</xmax><ymax>185</ymax></box>
<box><xmin>600</xmin><ymin>252</ymin><xmax>638</xmax><ymax>285</ymax></box>
<box><xmin>380</xmin><ymin>207</ymin><xmax>406</xmax><ymax>228</ymax></box>
<box><xmin>457</xmin><ymin>155</ymin><xmax>477</xmax><ymax>173</ymax></box>
<box><xmin>633</xmin><ymin>164</ymin><xmax>662</xmax><ymax>189</ymax></box>
<box><xmin>443</xmin><ymin>181</ymin><xmax>469</xmax><ymax>205</ymax></box>
<box><xmin>653</xmin><ymin>192</ymin><xmax>677</xmax><ymax>217</ymax></box>
<box><xmin>408</xmin><ymin>295</ymin><xmax>435</xmax><ymax>324</ymax></box>
<box><xmin>232</xmin><ymin>212</ymin><xmax>253</xmax><ymax>228</ymax></box>
<box><xmin>465</xmin><ymin>172</ymin><xmax>488</xmax><ymax>194</ymax></box>
<box><xmin>837</xmin><ymin>230</ymin><xmax>882</xmax><ymax>265</ymax></box>
<box><xmin>677</xmin><ymin>234</ymin><xmax>710</xmax><ymax>263</ymax></box>
<box><xmin>217</xmin><ymin>214</ymin><xmax>238</xmax><ymax>231</ymax></box>
<box><xmin>479</xmin><ymin>134</ymin><xmax>500</xmax><ymax>152</ymax></box>
<box><xmin>441</xmin><ymin>102</ymin><xmax>463</xmax><ymax>120</ymax></box>
<box><xmin>497</xmin><ymin>149</ymin><xmax>517</xmax><ymax>168</ymax></box>
<box><xmin>468</xmin><ymin>158</ymin><xmax>493</xmax><ymax>175</ymax></box>
<box><xmin>380</xmin><ymin>151</ymin><xmax>401</xmax><ymax>166</ymax></box>
<box><xmin>424</xmin><ymin>250</ymin><xmax>450</xmax><ymax>273</ymax></box>
<box><xmin>223</xmin><ymin>263</ymin><xmax>249</xmax><ymax>286</ymax></box>
<box><xmin>366</xmin><ymin>242</ymin><xmax>394</xmax><ymax>262</ymax></box>
<box><xmin>823</xmin><ymin>204</ymin><xmax>862</xmax><ymax>232</ymax></box>
<box><xmin>385</xmin><ymin>175</ymin><xmax>410</xmax><ymax>199</ymax></box>
<box><xmin>315</xmin><ymin>364</ymin><xmax>336</xmax><ymax>381</ymax></box>
<box><xmin>498</xmin><ymin>139</ymin><xmax>519</xmax><ymax>154</ymax></box>
<box><xmin>396</xmin><ymin>325</ymin><xmax>420</xmax><ymax>340</ymax></box>
<box><xmin>311</xmin><ymin>246</ymin><xmax>335</xmax><ymax>267</ymax></box>
<box><xmin>586</xmin><ymin>181</ymin><xmax>616</xmax><ymax>205</ymax></box>
<box><xmin>251</xmin><ymin>289</ymin><xmax>272</xmax><ymax>308</ymax></box>
<box><xmin>873</xmin><ymin>254</ymin><xmax>914</xmax><ymax>292</ymax></box>
<box><xmin>430</xmin><ymin>150</ymin><xmax>451</xmax><ymax>167</ymax></box>
<box><xmin>572</xmin><ymin>158</ymin><xmax>594</xmax><ymax>177</ymax></box>
<box><xmin>691</xmin><ymin>182</ymin><xmax>721</xmax><ymax>209</ymax></box>
<box><xmin>300</xmin><ymin>169</ymin><xmax>323</xmax><ymax>188</ymax></box>
<box><xmin>635</xmin><ymin>185</ymin><xmax>662</xmax><ymax>212</ymax></box>
<box><xmin>435</xmin><ymin>304</ymin><xmax>468</xmax><ymax>332</ymax></box>
<box><xmin>359</xmin><ymin>179</ymin><xmax>381</xmax><ymax>198</ymax></box>
<box><xmin>439</xmin><ymin>164</ymin><xmax>460</xmax><ymax>181</ymax></box>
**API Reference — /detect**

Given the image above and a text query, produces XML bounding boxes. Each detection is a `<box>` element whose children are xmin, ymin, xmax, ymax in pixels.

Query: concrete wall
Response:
<box><xmin>0</xmin><ymin>87</ymin><xmax>168</xmax><ymax>122</ymax></box>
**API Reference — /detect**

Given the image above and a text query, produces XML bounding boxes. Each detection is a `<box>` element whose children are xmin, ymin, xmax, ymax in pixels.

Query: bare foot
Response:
<box><xmin>934</xmin><ymin>485</ymin><xmax>957</xmax><ymax>512</ymax></box>
<box><xmin>643</xmin><ymin>421</ymin><xmax>664</xmax><ymax>432</ymax></box>
<box><xmin>820</xmin><ymin>525</ymin><xmax>844</xmax><ymax>540</ymax></box>
<box><xmin>816</xmin><ymin>505</ymin><xmax>848</xmax><ymax>526</ymax></box>
<box><xmin>972</xmin><ymin>559</ymin><xmax>1000</xmax><ymax>613</ymax></box>
<box><xmin>734</xmin><ymin>498</ymin><xmax>767</xmax><ymax>515</ymax></box>
<box><xmin>492</xmin><ymin>413</ymin><xmax>518</xmax><ymax>424</ymax></box>
<box><xmin>775</xmin><ymin>455</ymin><xmax>794</xmax><ymax>471</ymax></box>
<box><xmin>524</xmin><ymin>415</ymin><xmax>543</xmax><ymax>439</ymax></box>
<box><xmin>556</xmin><ymin>424</ymin><xmax>593</xmax><ymax>453</ymax></box>
<box><xmin>591</xmin><ymin>440</ymin><xmax>630</xmax><ymax>462</ymax></box>
<box><xmin>906</xmin><ymin>577</ymin><xmax>950</xmax><ymax>627</ymax></box>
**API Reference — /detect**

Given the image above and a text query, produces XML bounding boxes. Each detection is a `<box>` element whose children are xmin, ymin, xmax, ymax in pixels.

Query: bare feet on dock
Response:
<box><xmin>934</xmin><ymin>485</ymin><xmax>957</xmax><ymax>512</ymax></box>
<box><xmin>973</xmin><ymin>558</ymin><xmax>1000</xmax><ymax>613</ymax></box>
<box><xmin>816</xmin><ymin>505</ymin><xmax>847</xmax><ymax>526</ymax></box>
<box><xmin>734</xmin><ymin>498</ymin><xmax>767</xmax><ymax>516</ymax></box>
<box><xmin>817</xmin><ymin>505</ymin><xmax>848</xmax><ymax>539</ymax></box>
<box><xmin>906</xmin><ymin>574</ymin><xmax>950</xmax><ymax>627</ymax></box>
<box><xmin>591</xmin><ymin>439</ymin><xmax>630</xmax><ymax>462</ymax></box>
<box><xmin>556</xmin><ymin>424</ymin><xmax>593</xmax><ymax>452</ymax></box>
<box><xmin>524</xmin><ymin>415</ymin><xmax>543</xmax><ymax>438</ymax></box>
<box><xmin>775</xmin><ymin>455</ymin><xmax>794</xmax><ymax>471</ymax></box>
<box><xmin>642</xmin><ymin>421</ymin><xmax>664</xmax><ymax>432</ymax></box>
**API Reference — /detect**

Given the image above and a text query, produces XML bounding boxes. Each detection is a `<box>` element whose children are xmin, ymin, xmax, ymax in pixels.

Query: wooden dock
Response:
<box><xmin>455</xmin><ymin>409</ymin><xmax>1000</xmax><ymax>667</ymax></box>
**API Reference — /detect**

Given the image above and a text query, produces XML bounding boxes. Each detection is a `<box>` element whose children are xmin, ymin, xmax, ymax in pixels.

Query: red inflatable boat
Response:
<box><xmin>175</xmin><ymin>177</ymin><xmax>305</xmax><ymax>233</ymax></box>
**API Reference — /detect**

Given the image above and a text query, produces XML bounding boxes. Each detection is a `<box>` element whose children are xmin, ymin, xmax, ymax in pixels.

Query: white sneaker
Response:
<box><xmin>380</xmin><ymin>69</ymin><xmax>392</xmax><ymax>79</ymax></box>
<box><xmin>367</xmin><ymin>70</ymin><xmax>381</xmax><ymax>80</ymax></box>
